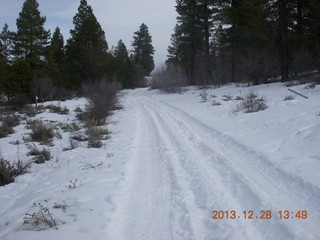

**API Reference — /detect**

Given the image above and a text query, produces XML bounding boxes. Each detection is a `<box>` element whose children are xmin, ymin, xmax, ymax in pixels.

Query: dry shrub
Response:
<box><xmin>45</xmin><ymin>104</ymin><xmax>69</xmax><ymax>114</ymax></box>
<box><xmin>27</xmin><ymin>120</ymin><xmax>55</xmax><ymax>145</ymax></box>
<box><xmin>283</xmin><ymin>95</ymin><xmax>295</xmax><ymax>101</ymax></box>
<box><xmin>0</xmin><ymin>114</ymin><xmax>20</xmax><ymax>138</ymax></box>
<box><xmin>27</xmin><ymin>144</ymin><xmax>52</xmax><ymax>164</ymax></box>
<box><xmin>234</xmin><ymin>91</ymin><xmax>267</xmax><ymax>113</ymax></box>
<box><xmin>151</xmin><ymin>63</ymin><xmax>187</xmax><ymax>93</ymax></box>
<box><xmin>23</xmin><ymin>201</ymin><xmax>64</xmax><ymax>230</ymax></box>
<box><xmin>85</xmin><ymin>118</ymin><xmax>110</xmax><ymax>148</ymax></box>
<box><xmin>20</xmin><ymin>105</ymin><xmax>45</xmax><ymax>117</ymax></box>
<box><xmin>82</xmin><ymin>80</ymin><xmax>121</xmax><ymax>125</ymax></box>
<box><xmin>0</xmin><ymin>157</ymin><xmax>31</xmax><ymax>186</ymax></box>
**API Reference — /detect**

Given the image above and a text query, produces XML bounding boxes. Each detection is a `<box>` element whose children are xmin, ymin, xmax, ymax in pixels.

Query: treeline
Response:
<box><xmin>0</xmin><ymin>0</ymin><xmax>155</xmax><ymax>102</ymax></box>
<box><xmin>167</xmin><ymin>0</ymin><xmax>320</xmax><ymax>85</ymax></box>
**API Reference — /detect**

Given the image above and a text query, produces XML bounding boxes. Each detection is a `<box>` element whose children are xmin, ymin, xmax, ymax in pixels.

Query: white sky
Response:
<box><xmin>0</xmin><ymin>0</ymin><xmax>177</xmax><ymax>67</ymax></box>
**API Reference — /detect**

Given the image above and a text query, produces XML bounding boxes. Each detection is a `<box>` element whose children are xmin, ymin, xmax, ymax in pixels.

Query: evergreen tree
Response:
<box><xmin>175</xmin><ymin>0</ymin><xmax>203</xmax><ymax>84</ymax></box>
<box><xmin>169</xmin><ymin>0</ymin><xmax>221</xmax><ymax>85</ymax></box>
<box><xmin>65</xmin><ymin>0</ymin><xmax>109</xmax><ymax>88</ymax></box>
<box><xmin>132</xmin><ymin>23</ymin><xmax>155</xmax><ymax>76</ymax></box>
<box><xmin>12</xmin><ymin>0</ymin><xmax>50</xmax><ymax>77</ymax></box>
<box><xmin>0</xmin><ymin>24</ymin><xmax>14</xmax><ymax>64</ymax></box>
<box><xmin>113</xmin><ymin>40</ymin><xmax>135</xmax><ymax>88</ymax></box>
<box><xmin>309</xmin><ymin>0</ymin><xmax>320</xmax><ymax>72</ymax></box>
<box><xmin>278</xmin><ymin>0</ymin><xmax>290</xmax><ymax>81</ymax></box>
<box><xmin>167</xmin><ymin>24</ymin><xmax>183</xmax><ymax>63</ymax></box>
<box><xmin>47</xmin><ymin>27</ymin><xmax>65</xmax><ymax>87</ymax></box>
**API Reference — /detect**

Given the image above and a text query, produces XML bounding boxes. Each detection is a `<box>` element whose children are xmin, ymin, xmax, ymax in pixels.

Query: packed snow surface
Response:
<box><xmin>0</xmin><ymin>83</ymin><xmax>319</xmax><ymax>240</ymax></box>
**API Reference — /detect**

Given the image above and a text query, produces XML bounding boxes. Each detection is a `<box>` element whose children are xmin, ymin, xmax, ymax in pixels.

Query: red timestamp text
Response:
<box><xmin>212</xmin><ymin>210</ymin><xmax>308</xmax><ymax>220</ymax></box>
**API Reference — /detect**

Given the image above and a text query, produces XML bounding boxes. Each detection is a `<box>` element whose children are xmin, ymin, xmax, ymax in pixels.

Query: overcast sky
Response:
<box><xmin>0</xmin><ymin>0</ymin><xmax>177</xmax><ymax>68</ymax></box>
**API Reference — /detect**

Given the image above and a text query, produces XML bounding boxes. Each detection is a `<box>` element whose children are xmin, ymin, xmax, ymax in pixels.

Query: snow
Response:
<box><xmin>0</xmin><ymin>82</ymin><xmax>320</xmax><ymax>240</ymax></box>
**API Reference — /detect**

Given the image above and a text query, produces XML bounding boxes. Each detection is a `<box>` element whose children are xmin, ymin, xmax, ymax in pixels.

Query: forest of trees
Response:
<box><xmin>1</xmin><ymin>0</ymin><xmax>320</xmax><ymax>101</ymax></box>
<box><xmin>0</xmin><ymin>0</ymin><xmax>155</xmax><ymax>102</ymax></box>
<box><xmin>167</xmin><ymin>0</ymin><xmax>320</xmax><ymax>86</ymax></box>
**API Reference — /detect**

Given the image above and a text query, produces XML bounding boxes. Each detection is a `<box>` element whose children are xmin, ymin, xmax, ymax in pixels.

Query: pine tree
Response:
<box><xmin>309</xmin><ymin>0</ymin><xmax>320</xmax><ymax>72</ymax></box>
<box><xmin>167</xmin><ymin>24</ymin><xmax>183</xmax><ymax>63</ymax></box>
<box><xmin>278</xmin><ymin>0</ymin><xmax>290</xmax><ymax>81</ymax></box>
<box><xmin>65</xmin><ymin>0</ymin><xmax>109</xmax><ymax>88</ymax></box>
<box><xmin>0</xmin><ymin>24</ymin><xmax>14</xmax><ymax>65</ymax></box>
<box><xmin>132</xmin><ymin>23</ymin><xmax>155</xmax><ymax>76</ymax></box>
<box><xmin>47</xmin><ymin>27</ymin><xmax>65</xmax><ymax>87</ymax></box>
<box><xmin>12</xmin><ymin>0</ymin><xmax>50</xmax><ymax>75</ymax></box>
<box><xmin>113</xmin><ymin>40</ymin><xmax>135</xmax><ymax>88</ymax></box>
<box><xmin>0</xmin><ymin>24</ymin><xmax>13</xmax><ymax>94</ymax></box>
<box><xmin>175</xmin><ymin>0</ymin><xmax>203</xmax><ymax>84</ymax></box>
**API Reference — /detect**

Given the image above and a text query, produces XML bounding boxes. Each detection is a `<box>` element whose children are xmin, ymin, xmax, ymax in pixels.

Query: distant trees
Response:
<box><xmin>168</xmin><ymin>0</ymin><xmax>320</xmax><ymax>85</ymax></box>
<box><xmin>0</xmin><ymin>0</ymin><xmax>156</xmax><ymax>101</ymax></box>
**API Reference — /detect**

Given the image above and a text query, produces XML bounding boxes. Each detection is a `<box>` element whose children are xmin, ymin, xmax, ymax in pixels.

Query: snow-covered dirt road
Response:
<box><xmin>1</xmin><ymin>84</ymin><xmax>319</xmax><ymax>240</ymax></box>
<box><xmin>106</xmin><ymin>88</ymin><xmax>320</xmax><ymax>240</ymax></box>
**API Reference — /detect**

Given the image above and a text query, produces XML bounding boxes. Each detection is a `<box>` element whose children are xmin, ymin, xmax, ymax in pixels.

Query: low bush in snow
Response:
<box><xmin>0</xmin><ymin>114</ymin><xmax>20</xmax><ymax>138</ymax></box>
<box><xmin>234</xmin><ymin>96</ymin><xmax>244</xmax><ymax>101</ymax></box>
<box><xmin>151</xmin><ymin>63</ymin><xmax>187</xmax><ymax>93</ymax></box>
<box><xmin>82</xmin><ymin>80</ymin><xmax>121</xmax><ymax>125</ymax></box>
<box><xmin>211</xmin><ymin>100</ymin><xmax>222</xmax><ymax>106</ymax></box>
<box><xmin>27</xmin><ymin>120</ymin><xmax>56</xmax><ymax>145</ymax></box>
<box><xmin>59</xmin><ymin>122</ymin><xmax>80</xmax><ymax>133</ymax></box>
<box><xmin>222</xmin><ymin>95</ymin><xmax>233</xmax><ymax>101</ymax></box>
<box><xmin>0</xmin><ymin>157</ymin><xmax>31</xmax><ymax>186</ymax></box>
<box><xmin>23</xmin><ymin>201</ymin><xmax>64</xmax><ymax>230</ymax></box>
<box><xmin>283</xmin><ymin>95</ymin><xmax>295</xmax><ymax>101</ymax></box>
<box><xmin>27</xmin><ymin>144</ymin><xmax>52</xmax><ymax>164</ymax></box>
<box><xmin>45</xmin><ymin>104</ymin><xmax>69</xmax><ymax>115</ymax></box>
<box><xmin>85</xmin><ymin>119</ymin><xmax>110</xmax><ymax>148</ymax></box>
<box><xmin>199</xmin><ymin>90</ymin><xmax>208</xmax><ymax>102</ymax></box>
<box><xmin>234</xmin><ymin>91</ymin><xmax>268</xmax><ymax>113</ymax></box>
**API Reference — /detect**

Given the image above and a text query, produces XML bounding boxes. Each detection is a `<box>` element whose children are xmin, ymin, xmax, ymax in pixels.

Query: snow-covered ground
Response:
<box><xmin>0</xmin><ymin>82</ymin><xmax>319</xmax><ymax>240</ymax></box>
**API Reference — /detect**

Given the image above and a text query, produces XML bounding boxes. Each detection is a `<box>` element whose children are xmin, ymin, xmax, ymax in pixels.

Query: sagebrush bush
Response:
<box><xmin>46</xmin><ymin>104</ymin><xmax>69</xmax><ymax>114</ymax></box>
<box><xmin>27</xmin><ymin>144</ymin><xmax>52</xmax><ymax>164</ymax></box>
<box><xmin>20</xmin><ymin>105</ymin><xmax>45</xmax><ymax>117</ymax></box>
<box><xmin>85</xmin><ymin>119</ymin><xmax>110</xmax><ymax>148</ymax></box>
<box><xmin>199</xmin><ymin>90</ymin><xmax>208</xmax><ymax>102</ymax></box>
<box><xmin>234</xmin><ymin>91</ymin><xmax>267</xmax><ymax>113</ymax></box>
<box><xmin>27</xmin><ymin>120</ymin><xmax>55</xmax><ymax>145</ymax></box>
<box><xmin>222</xmin><ymin>95</ymin><xmax>233</xmax><ymax>101</ymax></box>
<box><xmin>0</xmin><ymin>157</ymin><xmax>31</xmax><ymax>186</ymax></box>
<box><xmin>0</xmin><ymin>114</ymin><xmax>20</xmax><ymax>138</ymax></box>
<box><xmin>82</xmin><ymin>80</ymin><xmax>120</xmax><ymax>125</ymax></box>
<box><xmin>59</xmin><ymin>122</ymin><xmax>80</xmax><ymax>132</ymax></box>
<box><xmin>211</xmin><ymin>100</ymin><xmax>222</xmax><ymax>106</ymax></box>
<box><xmin>283</xmin><ymin>95</ymin><xmax>295</xmax><ymax>101</ymax></box>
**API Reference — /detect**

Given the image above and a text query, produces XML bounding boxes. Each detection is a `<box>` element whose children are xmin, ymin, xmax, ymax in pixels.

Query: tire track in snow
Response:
<box><xmin>143</xmin><ymin>100</ymin><xmax>281</xmax><ymax>239</ymax></box>
<box><xmin>145</xmin><ymin>96</ymin><xmax>320</xmax><ymax>239</ymax></box>
<box><xmin>107</xmin><ymin>90</ymin><xmax>320</xmax><ymax>240</ymax></box>
<box><xmin>106</xmin><ymin>98</ymin><xmax>172</xmax><ymax>240</ymax></box>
